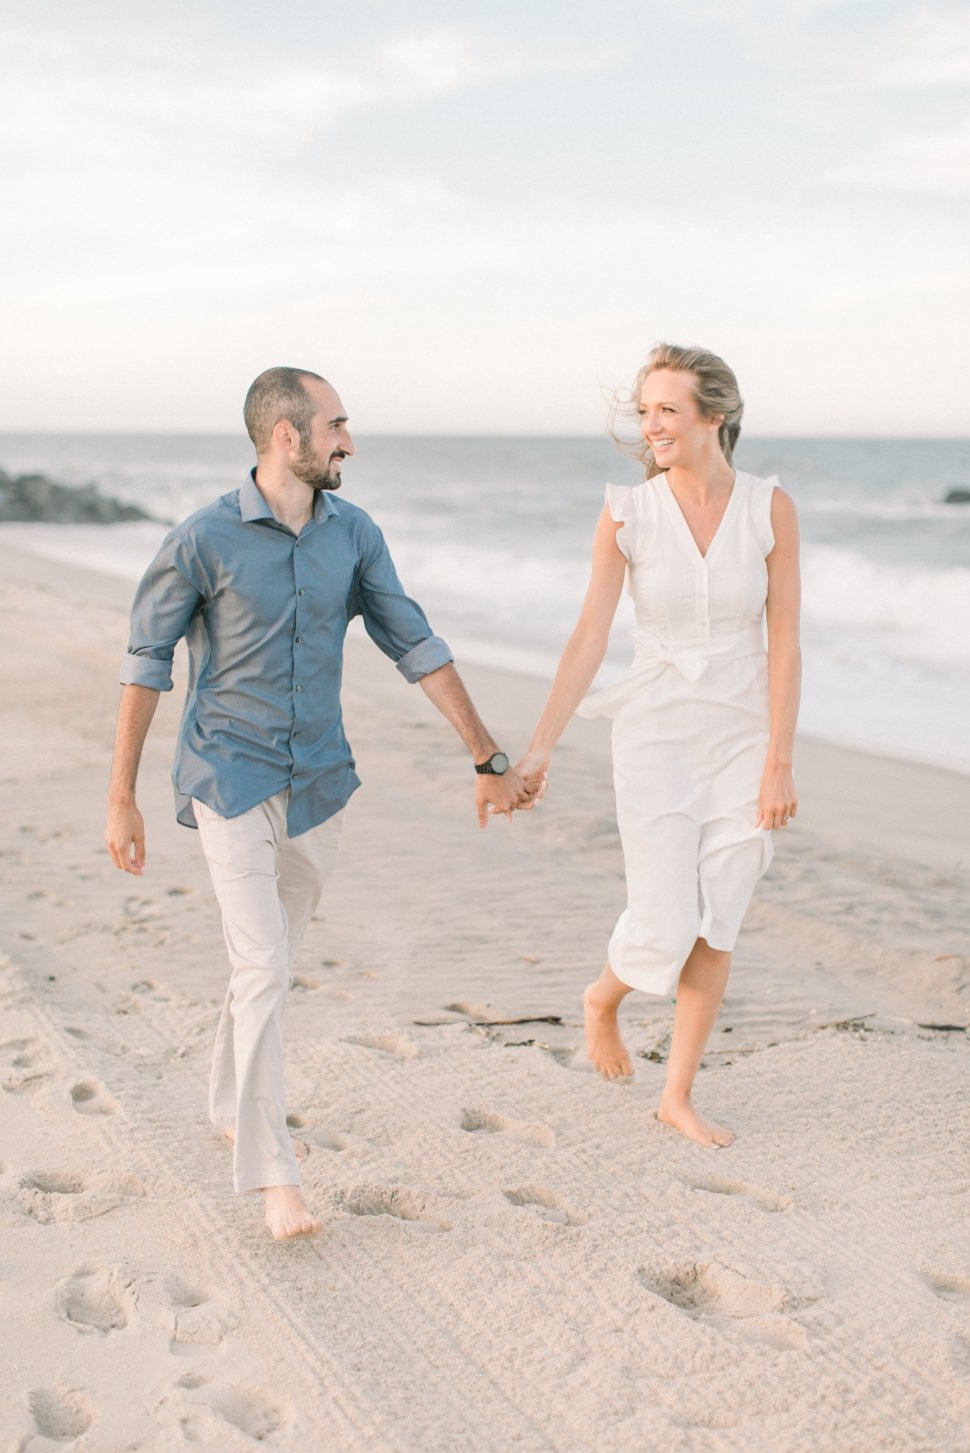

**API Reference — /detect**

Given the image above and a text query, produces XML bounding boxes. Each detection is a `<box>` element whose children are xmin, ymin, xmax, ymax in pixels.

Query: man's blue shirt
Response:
<box><xmin>120</xmin><ymin>472</ymin><xmax>453</xmax><ymax>835</ymax></box>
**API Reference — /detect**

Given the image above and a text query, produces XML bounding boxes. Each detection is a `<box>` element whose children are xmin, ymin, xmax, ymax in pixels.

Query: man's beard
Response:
<box><xmin>292</xmin><ymin>444</ymin><xmax>344</xmax><ymax>492</ymax></box>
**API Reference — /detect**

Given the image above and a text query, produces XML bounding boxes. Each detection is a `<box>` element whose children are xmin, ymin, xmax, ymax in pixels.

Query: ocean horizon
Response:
<box><xmin>2</xmin><ymin>431</ymin><xmax>968</xmax><ymax>777</ymax></box>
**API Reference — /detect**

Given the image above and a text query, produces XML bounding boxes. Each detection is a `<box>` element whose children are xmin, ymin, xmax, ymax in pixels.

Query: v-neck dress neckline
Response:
<box><xmin>660</xmin><ymin>471</ymin><xmax>739</xmax><ymax>565</ymax></box>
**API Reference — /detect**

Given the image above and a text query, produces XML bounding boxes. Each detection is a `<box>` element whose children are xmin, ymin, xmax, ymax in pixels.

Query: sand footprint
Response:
<box><xmin>503</xmin><ymin>1185</ymin><xmax>587</xmax><ymax>1227</ymax></box>
<box><xmin>64</xmin><ymin>1026</ymin><xmax>131</xmax><ymax>1058</ymax></box>
<box><xmin>130</xmin><ymin>978</ymin><xmax>173</xmax><ymax>1001</ymax></box>
<box><xmin>166</xmin><ymin>1275</ymin><xmax>238</xmax><ymax>1350</ymax></box>
<box><xmin>159</xmin><ymin>1374</ymin><xmax>283</xmax><ymax>1444</ymax></box>
<box><xmin>684</xmin><ymin>1175</ymin><xmax>792</xmax><ymax>1214</ymax></box>
<box><xmin>290</xmin><ymin>975</ymin><xmax>352</xmax><ymax>1000</ymax></box>
<box><xmin>638</xmin><ymin>1260</ymin><xmax>809</xmax><ymax>1350</ymax></box>
<box><xmin>460</xmin><ymin>1106</ymin><xmax>556</xmax><ymax>1148</ymax></box>
<box><xmin>2</xmin><ymin>1037</ymin><xmax>51</xmax><ymax>1093</ymax></box>
<box><xmin>18</xmin><ymin>1170</ymin><xmax>147</xmax><ymax>1224</ymax></box>
<box><xmin>445</xmin><ymin>1000</ymin><xmax>497</xmax><ymax>1020</ymax></box>
<box><xmin>70</xmin><ymin>1080</ymin><xmax>119</xmax><ymax>1116</ymax></box>
<box><xmin>113</xmin><ymin>978</ymin><xmax>175</xmax><ymax>1015</ymax></box>
<box><xmin>336</xmin><ymin>1185</ymin><xmax>452</xmax><ymax>1232</ymax></box>
<box><xmin>922</xmin><ymin>1268</ymin><xmax>970</xmax><ymax>1303</ymax></box>
<box><xmin>345</xmin><ymin>1031</ymin><xmax>419</xmax><ymax>1062</ymax></box>
<box><xmin>27</xmin><ymin>1385</ymin><xmax>96</xmax><ymax>1442</ymax></box>
<box><xmin>282</xmin><ymin>1112</ymin><xmax>347</xmax><ymax>1151</ymax></box>
<box><xmin>55</xmin><ymin>1264</ymin><xmax>130</xmax><ymax>1335</ymax></box>
<box><xmin>123</xmin><ymin>896</ymin><xmax>163</xmax><ymax>923</ymax></box>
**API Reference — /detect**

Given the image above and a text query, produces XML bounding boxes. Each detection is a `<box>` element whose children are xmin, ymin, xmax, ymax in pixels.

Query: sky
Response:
<box><xmin>2</xmin><ymin>0</ymin><xmax>968</xmax><ymax>435</ymax></box>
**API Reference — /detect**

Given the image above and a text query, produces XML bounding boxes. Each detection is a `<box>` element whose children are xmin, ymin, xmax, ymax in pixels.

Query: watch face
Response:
<box><xmin>491</xmin><ymin>752</ymin><xmax>510</xmax><ymax>774</ymax></box>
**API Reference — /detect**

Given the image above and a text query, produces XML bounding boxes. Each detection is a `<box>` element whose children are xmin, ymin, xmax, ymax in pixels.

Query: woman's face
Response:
<box><xmin>638</xmin><ymin>368</ymin><xmax>721</xmax><ymax>469</ymax></box>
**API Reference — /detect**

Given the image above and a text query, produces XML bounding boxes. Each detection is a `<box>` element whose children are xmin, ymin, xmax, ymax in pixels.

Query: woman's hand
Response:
<box><xmin>515</xmin><ymin>747</ymin><xmax>550</xmax><ymax>802</ymax></box>
<box><xmin>757</xmin><ymin>761</ymin><xmax>797</xmax><ymax>830</ymax></box>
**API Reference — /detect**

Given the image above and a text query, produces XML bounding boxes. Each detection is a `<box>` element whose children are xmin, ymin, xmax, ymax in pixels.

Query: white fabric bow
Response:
<box><xmin>576</xmin><ymin>625</ymin><xmax>763</xmax><ymax>720</ymax></box>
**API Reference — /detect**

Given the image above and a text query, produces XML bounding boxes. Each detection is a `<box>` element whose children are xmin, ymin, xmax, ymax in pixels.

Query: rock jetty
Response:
<box><xmin>0</xmin><ymin>468</ymin><xmax>160</xmax><ymax>524</ymax></box>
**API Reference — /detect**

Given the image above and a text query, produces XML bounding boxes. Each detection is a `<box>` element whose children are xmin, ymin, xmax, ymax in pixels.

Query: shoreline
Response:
<box><xmin>3</xmin><ymin>533</ymin><xmax>969</xmax><ymax>799</ymax></box>
<box><xmin>2</xmin><ymin>541</ymin><xmax>969</xmax><ymax>1451</ymax></box>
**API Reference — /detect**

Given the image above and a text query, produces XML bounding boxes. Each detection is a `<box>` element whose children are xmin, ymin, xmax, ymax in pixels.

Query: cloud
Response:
<box><xmin>0</xmin><ymin>20</ymin><xmax>616</xmax><ymax>301</ymax></box>
<box><xmin>865</xmin><ymin>6</ymin><xmax>970</xmax><ymax>86</ymax></box>
<box><xmin>828</xmin><ymin>112</ymin><xmax>970</xmax><ymax>195</ymax></box>
<box><xmin>0</xmin><ymin>22</ymin><xmax>617</xmax><ymax>149</ymax></box>
<box><xmin>679</xmin><ymin>0</ymin><xmax>860</xmax><ymax>20</ymax></box>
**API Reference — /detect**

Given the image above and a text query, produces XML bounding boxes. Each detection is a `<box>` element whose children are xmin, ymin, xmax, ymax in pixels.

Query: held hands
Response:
<box><xmin>757</xmin><ymin>762</ymin><xmax>797</xmax><ymax>831</ymax></box>
<box><xmin>478</xmin><ymin>748</ymin><xmax>550</xmax><ymax>827</ymax></box>
<box><xmin>104</xmin><ymin>802</ymin><xmax>147</xmax><ymax>875</ymax></box>
<box><xmin>476</xmin><ymin>767</ymin><xmax>537</xmax><ymax>828</ymax></box>
<box><xmin>515</xmin><ymin>747</ymin><xmax>550</xmax><ymax>788</ymax></box>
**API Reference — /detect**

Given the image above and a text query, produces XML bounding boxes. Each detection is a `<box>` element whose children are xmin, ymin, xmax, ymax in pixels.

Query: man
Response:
<box><xmin>104</xmin><ymin>367</ymin><xmax>536</xmax><ymax>1240</ymax></box>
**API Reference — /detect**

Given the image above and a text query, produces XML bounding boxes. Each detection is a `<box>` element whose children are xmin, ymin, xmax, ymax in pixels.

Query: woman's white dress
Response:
<box><xmin>577</xmin><ymin>469</ymin><xmax>778</xmax><ymax>996</ymax></box>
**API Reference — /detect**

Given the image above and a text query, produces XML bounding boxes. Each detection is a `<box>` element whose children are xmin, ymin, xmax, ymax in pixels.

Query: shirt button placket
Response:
<box><xmin>293</xmin><ymin>543</ymin><xmax>305</xmax><ymax>769</ymax></box>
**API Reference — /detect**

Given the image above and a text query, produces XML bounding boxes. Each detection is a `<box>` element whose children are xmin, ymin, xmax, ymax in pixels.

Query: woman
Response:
<box><xmin>518</xmin><ymin>343</ymin><xmax>800</xmax><ymax>1148</ymax></box>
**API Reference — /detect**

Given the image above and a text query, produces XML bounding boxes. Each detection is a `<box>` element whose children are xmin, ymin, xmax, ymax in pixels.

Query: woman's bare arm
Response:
<box><xmin>518</xmin><ymin>505</ymin><xmax>627</xmax><ymax>780</ymax></box>
<box><xmin>759</xmin><ymin>488</ymin><xmax>801</xmax><ymax>829</ymax></box>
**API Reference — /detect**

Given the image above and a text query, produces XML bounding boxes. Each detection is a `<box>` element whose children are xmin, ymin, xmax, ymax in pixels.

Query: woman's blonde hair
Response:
<box><xmin>613</xmin><ymin>342</ymin><xmax>744</xmax><ymax>477</ymax></box>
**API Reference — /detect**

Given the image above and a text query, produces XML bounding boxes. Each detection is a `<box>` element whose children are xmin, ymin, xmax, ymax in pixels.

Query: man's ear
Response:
<box><xmin>272</xmin><ymin>418</ymin><xmax>298</xmax><ymax>452</ymax></box>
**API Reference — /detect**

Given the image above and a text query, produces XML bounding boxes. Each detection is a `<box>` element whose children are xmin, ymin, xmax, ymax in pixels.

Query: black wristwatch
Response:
<box><xmin>474</xmin><ymin>751</ymin><xmax>510</xmax><ymax>776</ymax></box>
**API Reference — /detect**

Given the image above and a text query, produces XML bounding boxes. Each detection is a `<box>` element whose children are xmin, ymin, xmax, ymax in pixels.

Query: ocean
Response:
<box><xmin>1</xmin><ymin>432</ymin><xmax>968</xmax><ymax>776</ymax></box>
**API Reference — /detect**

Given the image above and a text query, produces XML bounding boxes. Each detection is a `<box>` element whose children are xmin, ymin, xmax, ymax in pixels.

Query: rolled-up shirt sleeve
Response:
<box><xmin>355</xmin><ymin>522</ymin><xmax>452</xmax><ymax>682</ymax></box>
<box><xmin>120</xmin><ymin>532</ymin><xmax>205</xmax><ymax>692</ymax></box>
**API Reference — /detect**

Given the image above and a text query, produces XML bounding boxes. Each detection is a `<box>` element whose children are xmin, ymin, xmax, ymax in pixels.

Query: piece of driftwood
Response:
<box><xmin>412</xmin><ymin>1014</ymin><xmax>564</xmax><ymax>1027</ymax></box>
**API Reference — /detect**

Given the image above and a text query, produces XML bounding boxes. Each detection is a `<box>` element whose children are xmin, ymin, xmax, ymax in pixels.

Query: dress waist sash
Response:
<box><xmin>576</xmin><ymin>624</ymin><xmax>765</xmax><ymax>720</ymax></box>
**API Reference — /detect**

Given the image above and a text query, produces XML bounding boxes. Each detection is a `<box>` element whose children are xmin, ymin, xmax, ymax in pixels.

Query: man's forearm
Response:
<box><xmin>417</xmin><ymin>663</ymin><xmax>498</xmax><ymax>762</ymax></box>
<box><xmin>108</xmin><ymin>684</ymin><xmax>161</xmax><ymax>802</ymax></box>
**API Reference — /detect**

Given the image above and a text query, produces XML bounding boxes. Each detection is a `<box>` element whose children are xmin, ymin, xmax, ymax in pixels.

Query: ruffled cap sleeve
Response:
<box><xmin>604</xmin><ymin>481</ymin><xmax>637</xmax><ymax>562</ymax></box>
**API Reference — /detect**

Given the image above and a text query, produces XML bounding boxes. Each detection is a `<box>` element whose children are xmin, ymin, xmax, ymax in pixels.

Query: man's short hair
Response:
<box><xmin>243</xmin><ymin>367</ymin><xmax>327</xmax><ymax>453</ymax></box>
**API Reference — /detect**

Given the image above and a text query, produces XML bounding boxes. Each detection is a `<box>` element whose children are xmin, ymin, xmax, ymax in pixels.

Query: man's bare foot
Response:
<box><xmin>583</xmin><ymin>982</ymin><xmax>633</xmax><ymax>1079</ymax></box>
<box><xmin>657</xmin><ymin>1095</ymin><xmax>735</xmax><ymax>1148</ymax></box>
<box><xmin>222</xmin><ymin>1126</ymin><xmax>310</xmax><ymax>1160</ymax></box>
<box><xmin>262</xmin><ymin>1185</ymin><xmax>323</xmax><ymax>1240</ymax></box>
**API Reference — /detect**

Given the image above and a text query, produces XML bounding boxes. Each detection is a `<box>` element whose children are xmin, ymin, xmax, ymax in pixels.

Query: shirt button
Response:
<box><xmin>295</xmin><ymin>636</ymin><xmax>303</xmax><ymax>644</ymax></box>
<box><xmin>295</xmin><ymin>684</ymin><xmax>303</xmax><ymax>693</ymax></box>
<box><xmin>293</xmin><ymin>730</ymin><xmax>301</xmax><ymax>737</ymax></box>
<box><xmin>298</xmin><ymin>588</ymin><xmax>305</xmax><ymax>596</ymax></box>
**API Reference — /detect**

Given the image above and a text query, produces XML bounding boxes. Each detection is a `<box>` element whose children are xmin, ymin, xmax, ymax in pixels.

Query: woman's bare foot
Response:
<box><xmin>262</xmin><ymin>1185</ymin><xmax>323</xmax><ymax>1240</ymax></box>
<box><xmin>657</xmin><ymin>1094</ymin><xmax>735</xmax><ymax>1148</ymax></box>
<box><xmin>222</xmin><ymin>1127</ymin><xmax>310</xmax><ymax>1160</ymax></box>
<box><xmin>583</xmin><ymin>982</ymin><xmax>633</xmax><ymax>1079</ymax></box>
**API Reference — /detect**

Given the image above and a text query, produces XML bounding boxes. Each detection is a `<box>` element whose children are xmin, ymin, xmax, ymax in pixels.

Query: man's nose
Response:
<box><xmin>342</xmin><ymin>432</ymin><xmax>356</xmax><ymax>456</ymax></box>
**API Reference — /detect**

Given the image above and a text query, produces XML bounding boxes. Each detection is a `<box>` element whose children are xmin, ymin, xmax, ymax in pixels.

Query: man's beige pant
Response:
<box><xmin>193</xmin><ymin>791</ymin><xmax>343</xmax><ymax>1194</ymax></box>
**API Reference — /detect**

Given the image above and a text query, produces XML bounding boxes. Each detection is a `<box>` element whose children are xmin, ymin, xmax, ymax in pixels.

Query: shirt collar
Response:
<box><xmin>239</xmin><ymin>469</ymin><xmax>339</xmax><ymax>525</ymax></box>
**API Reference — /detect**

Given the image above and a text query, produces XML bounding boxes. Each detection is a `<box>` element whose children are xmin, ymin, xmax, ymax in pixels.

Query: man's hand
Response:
<box><xmin>475</xmin><ymin>767</ymin><xmax>538</xmax><ymax>829</ymax></box>
<box><xmin>105</xmin><ymin>684</ymin><xmax>159</xmax><ymax>877</ymax></box>
<box><xmin>105</xmin><ymin>801</ymin><xmax>147</xmax><ymax>875</ymax></box>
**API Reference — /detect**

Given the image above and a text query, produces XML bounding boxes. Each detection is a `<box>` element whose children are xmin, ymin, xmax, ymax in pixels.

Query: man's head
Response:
<box><xmin>243</xmin><ymin>367</ymin><xmax>354</xmax><ymax>491</ymax></box>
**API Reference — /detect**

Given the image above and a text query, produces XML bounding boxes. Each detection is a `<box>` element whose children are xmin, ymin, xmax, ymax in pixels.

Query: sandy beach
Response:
<box><xmin>2</xmin><ymin>539</ymin><xmax>969</xmax><ymax>1453</ymax></box>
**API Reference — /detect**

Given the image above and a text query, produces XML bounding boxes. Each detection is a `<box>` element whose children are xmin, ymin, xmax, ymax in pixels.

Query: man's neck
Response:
<box><xmin>253</xmin><ymin>465</ymin><xmax>316</xmax><ymax>533</ymax></box>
